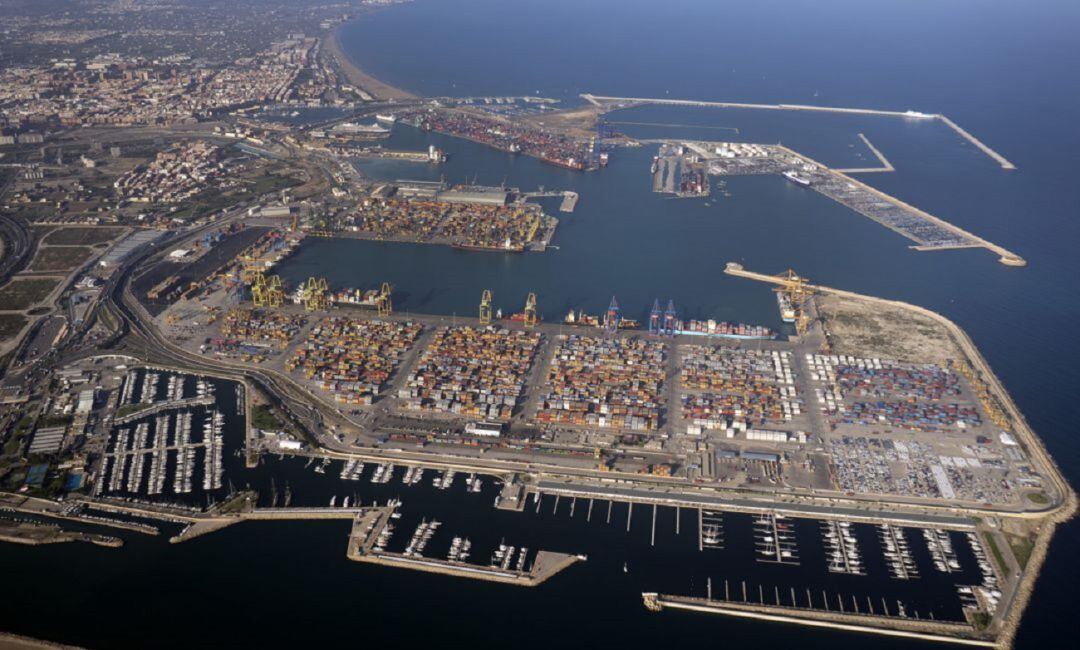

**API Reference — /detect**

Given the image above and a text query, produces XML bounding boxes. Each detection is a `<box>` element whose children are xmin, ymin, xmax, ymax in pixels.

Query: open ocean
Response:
<box><xmin>2</xmin><ymin>1</ymin><xmax>1077</xmax><ymax>647</ymax></box>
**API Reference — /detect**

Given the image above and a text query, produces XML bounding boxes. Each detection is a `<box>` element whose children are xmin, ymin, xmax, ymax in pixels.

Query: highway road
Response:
<box><xmin>0</xmin><ymin>212</ymin><xmax>32</xmax><ymax>286</ymax></box>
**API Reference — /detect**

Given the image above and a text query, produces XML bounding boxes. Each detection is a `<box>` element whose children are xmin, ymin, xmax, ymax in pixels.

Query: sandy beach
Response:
<box><xmin>326</xmin><ymin>15</ymin><xmax>417</xmax><ymax>101</ymax></box>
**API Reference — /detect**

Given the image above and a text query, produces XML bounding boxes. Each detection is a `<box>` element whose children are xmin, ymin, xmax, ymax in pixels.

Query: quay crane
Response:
<box><xmin>301</xmin><ymin>277</ymin><xmax>329</xmax><ymax>312</ymax></box>
<box><xmin>772</xmin><ymin>269</ymin><xmax>815</xmax><ymax>336</ymax></box>
<box><xmin>648</xmin><ymin>299</ymin><xmax>662</xmax><ymax>335</ymax></box>
<box><xmin>952</xmin><ymin>360</ymin><xmax>1010</xmax><ymax>429</ymax></box>
<box><xmin>524</xmin><ymin>292</ymin><xmax>538</xmax><ymax>328</ymax></box>
<box><xmin>663</xmin><ymin>299</ymin><xmax>678</xmax><ymax>336</ymax></box>
<box><xmin>479</xmin><ymin>289</ymin><xmax>493</xmax><ymax>325</ymax></box>
<box><xmin>377</xmin><ymin>282</ymin><xmax>393</xmax><ymax>316</ymax></box>
<box><xmin>249</xmin><ymin>271</ymin><xmax>283</xmax><ymax>308</ymax></box>
<box><xmin>266</xmin><ymin>275</ymin><xmax>284</xmax><ymax>308</ymax></box>
<box><xmin>604</xmin><ymin>296</ymin><xmax>621</xmax><ymax>334</ymax></box>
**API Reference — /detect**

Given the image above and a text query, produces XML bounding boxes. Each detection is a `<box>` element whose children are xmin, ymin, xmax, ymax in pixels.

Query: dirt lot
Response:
<box><xmin>817</xmin><ymin>293</ymin><xmax>962</xmax><ymax>364</ymax></box>
<box><xmin>0</xmin><ymin>314</ymin><xmax>29</xmax><ymax>341</ymax></box>
<box><xmin>0</xmin><ymin>278</ymin><xmax>61</xmax><ymax>311</ymax></box>
<box><xmin>42</xmin><ymin>227</ymin><xmax>126</xmax><ymax>246</ymax></box>
<box><xmin>28</xmin><ymin>246</ymin><xmax>93</xmax><ymax>272</ymax></box>
<box><xmin>520</xmin><ymin>105</ymin><xmax>603</xmax><ymax>139</ymax></box>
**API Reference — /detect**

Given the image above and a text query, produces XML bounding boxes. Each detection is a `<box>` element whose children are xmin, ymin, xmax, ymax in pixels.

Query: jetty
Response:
<box><xmin>581</xmin><ymin>93</ymin><xmax>1017</xmax><ymax>170</ymax></box>
<box><xmin>642</xmin><ymin>593</ymin><xmax>994</xmax><ymax>647</ymax></box>
<box><xmin>835</xmin><ymin>133</ymin><xmax>895</xmax><ymax>173</ymax></box>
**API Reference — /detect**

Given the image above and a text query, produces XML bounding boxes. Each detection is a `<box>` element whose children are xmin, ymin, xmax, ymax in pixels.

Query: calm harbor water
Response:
<box><xmin>4</xmin><ymin>1</ymin><xmax>1080</xmax><ymax>647</ymax></box>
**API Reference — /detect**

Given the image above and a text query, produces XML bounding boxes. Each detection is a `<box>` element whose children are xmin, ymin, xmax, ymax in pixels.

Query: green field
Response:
<box><xmin>43</xmin><ymin>227</ymin><xmax>126</xmax><ymax>246</ymax></box>
<box><xmin>0</xmin><ymin>278</ymin><xmax>60</xmax><ymax>310</ymax></box>
<box><xmin>28</xmin><ymin>246</ymin><xmax>93</xmax><ymax>272</ymax></box>
<box><xmin>251</xmin><ymin>404</ymin><xmax>284</xmax><ymax>431</ymax></box>
<box><xmin>1026</xmin><ymin>491</ymin><xmax>1050</xmax><ymax>505</ymax></box>
<box><xmin>1008</xmin><ymin>533</ymin><xmax>1035</xmax><ymax>569</ymax></box>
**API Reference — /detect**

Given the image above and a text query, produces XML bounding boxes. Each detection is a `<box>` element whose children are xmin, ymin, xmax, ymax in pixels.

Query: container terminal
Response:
<box><xmin>313</xmin><ymin>179</ymin><xmax>562</xmax><ymax>252</ymax></box>
<box><xmin>147</xmin><ymin>245</ymin><xmax>1062</xmax><ymax>521</ymax></box>
<box><xmin>398</xmin><ymin>107</ymin><xmax>606</xmax><ymax>171</ymax></box>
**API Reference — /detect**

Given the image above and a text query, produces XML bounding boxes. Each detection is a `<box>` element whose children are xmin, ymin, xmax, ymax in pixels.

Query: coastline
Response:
<box><xmin>326</xmin><ymin>13</ymin><xmax>417</xmax><ymax>101</ymax></box>
<box><xmin>0</xmin><ymin>632</ymin><xmax>84</xmax><ymax>650</ymax></box>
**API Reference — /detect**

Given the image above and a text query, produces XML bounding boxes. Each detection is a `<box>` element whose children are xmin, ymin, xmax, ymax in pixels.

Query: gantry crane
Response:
<box><xmin>265</xmin><ymin>275</ymin><xmax>284</xmax><ymax>308</ymax></box>
<box><xmin>301</xmin><ymin>276</ymin><xmax>329</xmax><ymax>312</ymax></box>
<box><xmin>250</xmin><ymin>271</ymin><xmax>268</xmax><ymax>307</ymax></box>
<box><xmin>377</xmin><ymin>282</ymin><xmax>393</xmax><ymax>316</ymax></box>
<box><xmin>479</xmin><ymin>289</ymin><xmax>493</xmax><ymax>325</ymax></box>
<box><xmin>772</xmin><ymin>269</ymin><xmax>815</xmax><ymax>336</ymax></box>
<box><xmin>604</xmin><ymin>296</ymin><xmax>620</xmax><ymax>333</ymax></box>
<box><xmin>523</xmin><ymin>292</ymin><xmax>538</xmax><ymax>328</ymax></box>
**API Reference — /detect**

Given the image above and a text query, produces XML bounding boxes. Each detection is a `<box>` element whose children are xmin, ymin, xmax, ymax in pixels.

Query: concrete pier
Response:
<box><xmin>559</xmin><ymin>191</ymin><xmax>579</xmax><ymax>212</ymax></box>
<box><xmin>835</xmin><ymin>133</ymin><xmax>895</xmax><ymax>173</ymax></box>
<box><xmin>495</xmin><ymin>477</ymin><xmax>527</xmax><ymax>512</ymax></box>
<box><xmin>938</xmin><ymin>115</ymin><xmax>1016</xmax><ymax>170</ymax></box>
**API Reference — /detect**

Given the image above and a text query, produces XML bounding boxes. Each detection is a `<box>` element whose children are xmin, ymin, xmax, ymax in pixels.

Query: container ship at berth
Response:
<box><xmin>564</xmin><ymin>310</ymin><xmax>639</xmax><ymax>329</ymax></box>
<box><xmin>563</xmin><ymin>309</ymin><xmax>771</xmax><ymax>339</ymax></box>
<box><xmin>675</xmin><ymin>319</ymin><xmax>775</xmax><ymax>340</ymax></box>
<box><xmin>330</xmin><ymin>287</ymin><xmax>382</xmax><ymax>308</ymax></box>
<box><xmin>777</xmin><ymin>293</ymin><xmax>797</xmax><ymax>323</ymax></box>
<box><xmin>452</xmin><ymin>236</ymin><xmax>524</xmax><ymax>253</ymax></box>
<box><xmin>509</xmin><ymin>312</ymin><xmax>542</xmax><ymax>324</ymax></box>
<box><xmin>782</xmin><ymin>170</ymin><xmax>811</xmax><ymax>187</ymax></box>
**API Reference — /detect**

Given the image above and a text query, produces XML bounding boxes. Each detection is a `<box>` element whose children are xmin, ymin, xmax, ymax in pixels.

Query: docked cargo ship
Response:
<box><xmin>675</xmin><ymin>319</ymin><xmax>775</xmax><ymax>340</ymax></box>
<box><xmin>563</xmin><ymin>310</ymin><xmax>638</xmax><ymax>329</ymax></box>
<box><xmin>332</xmin><ymin>121</ymin><xmax>390</xmax><ymax>135</ymax></box>
<box><xmin>540</xmin><ymin>154</ymin><xmax>587</xmax><ymax>171</ymax></box>
<box><xmin>452</xmin><ymin>236</ymin><xmax>523</xmax><ymax>252</ymax></box>
<box><xmin>776</xmin><ymin>293</ymin><xmax>797</xmax><ymax>323</ymax></box>
<box><xmin>331</xmin><ymin>287</ymin><xmax>382</xmax><ymax>308</ymax></box>
<box><xmin>782</xmin><ymin>170</ymin><xmax>811</xmax><ymax>187</ymax></box>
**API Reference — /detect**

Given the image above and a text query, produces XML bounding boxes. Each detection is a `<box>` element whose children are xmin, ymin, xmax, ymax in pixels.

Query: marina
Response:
<box><xmin>822</xmin><ymin>520</ymin><xmax>864</xmax><ymax>575</ymax></box>
<box><xmin>754</xmin><ymin>513</ymin><xmax>800</xmax><ymax>565</ymax></box>
<box><xmin>878</xmin><ymin>524</ymin><xmax>920</xmax><ymax>581</ymax></box>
